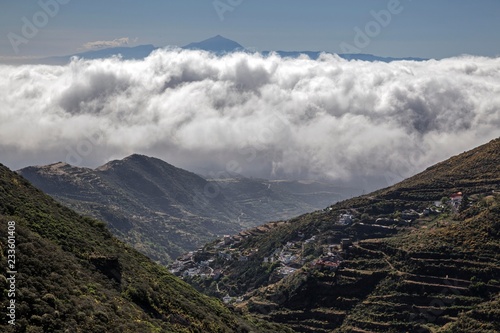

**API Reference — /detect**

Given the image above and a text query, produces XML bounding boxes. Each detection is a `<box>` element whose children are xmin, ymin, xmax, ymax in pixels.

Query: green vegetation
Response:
<box><xmin>0</xmin><ymin>163</ymin><xmax>286</xmax><ymax>332</ymax></box>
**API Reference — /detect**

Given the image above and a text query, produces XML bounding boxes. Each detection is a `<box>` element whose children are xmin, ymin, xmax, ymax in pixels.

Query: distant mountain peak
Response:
<box><xmin>183</xmin><ymin>35</ymin><xmax>244</xmax><ymax>53</ymax></box>
<box><xmin>123</xmin><ymin>153</ymin><xmax>150</xmax><ymax>161</ymax></box>
<box><xmin>95</xmin><ymin>157</ymin><xmax>127</xmax><ymax>171</ymax></box>
<box><xmin>96</xmin><ymin>154</ymin><xmax>185</xmax><ymax>176</ymax></box>
<box><xmin>116</xmin><ymin>153</ymin><xmax>168</xmax><ymax>165</ymax></box>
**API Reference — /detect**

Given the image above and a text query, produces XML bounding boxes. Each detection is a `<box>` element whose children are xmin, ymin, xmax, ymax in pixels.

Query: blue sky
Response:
<box><xmin>1</xmin><ymin>0</ymin><xmax>499</xmax><ymax>59</ymax></box>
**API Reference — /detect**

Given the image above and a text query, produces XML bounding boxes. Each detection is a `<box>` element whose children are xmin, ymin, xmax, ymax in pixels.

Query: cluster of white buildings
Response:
<box><xmin>338</xmin><ymin>213</ymin><xmax>353</xmax><ymax>225</ymax></box>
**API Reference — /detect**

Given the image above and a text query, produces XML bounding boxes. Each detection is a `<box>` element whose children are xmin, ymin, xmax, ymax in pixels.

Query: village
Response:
<box><xmin>169</xmin><ymin>191</ymin><xmax>465</xmax><ymax>303</ymax></box>
<box><xmin>169</xmin><ymin>231</ymin><xmax>353</xmax><ymax>304</ymax></box>
<box><xmin>170</xmin><ymin>229</ymin><xmax>349</xmax><ymax>281</ymax></box>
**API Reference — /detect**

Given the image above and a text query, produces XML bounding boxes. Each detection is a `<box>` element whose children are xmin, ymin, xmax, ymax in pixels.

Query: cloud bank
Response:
<box><xmin>0</xmin><ymin>50</ymin><xmax>499</xmax><ymax>189</ymax></box>
<box><xmin>79</xmin><ymin>37</ymin><xmax>137</xmax><ymax>51</ymax></box>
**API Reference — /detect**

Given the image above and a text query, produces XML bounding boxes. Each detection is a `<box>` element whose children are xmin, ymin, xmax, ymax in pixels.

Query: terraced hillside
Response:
<box><xmin>174</xmin><ymin>138</ymin><xmax>500</xmax><ymax>332</ymax></box>
<box><xmin>0</xmin><ymin>162</ymin><xmax>289</xmax><ymax>332</ymax></box>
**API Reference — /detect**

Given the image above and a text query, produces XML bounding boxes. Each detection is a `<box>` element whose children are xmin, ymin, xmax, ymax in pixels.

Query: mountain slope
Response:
<box><xmin>6</xmin><ymin>36</ymin><xmax>428</xmax><ymax>66</ymax></box>
<box><xmin>18</xmin><ymin>155</ymin><xmax>348</xmax><ymax>265</ymax></box>
<box><xmin>18</xmin><ymin>155</ymin><xmax>245</xmax><ymax>264</ymax></box>
<box><xmin>374</xmin><ymin>138</ymin><xmax>500</xmax><ymax>201</ymax></box>
<box><xmin>183</xmin><ymin>35</ymin><xmax>244</xmax><ymax>53</ymax></box>
<box><xmin>174</xmin><ymin>138</ymin><xmax>500</xmax><ymax>332</ymax></box>
<box><xmin>0</xmin><ymin>162</ymin><xmax>288</xmax><ymax>332</ymax></box>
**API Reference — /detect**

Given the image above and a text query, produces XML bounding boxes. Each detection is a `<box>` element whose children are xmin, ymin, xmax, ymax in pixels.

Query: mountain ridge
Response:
<box><xmin>183</xmin><ymin>35</ymin><xmax>245</xmax><ymax>53</ymax></box>
<box><xmin>18</xmin><ymin>154</ymin><xmax>349</xmax><ymax>265</ymax></box>
<box><xmin>174</xmin><ymin>138</ymin><xmax>500</xmax><ymax>332</ymax></box>
<box><xmin>10</xmin><ymin>35</ymin><xmax>428</xmax><ymax>65</ymax></box>
<box><xmin>18</xmin><ymin>155</ymin><xmax>246</xmax><ymax>264</ymax></box>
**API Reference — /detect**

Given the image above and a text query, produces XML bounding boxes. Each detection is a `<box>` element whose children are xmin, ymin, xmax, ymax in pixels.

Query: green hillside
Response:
<box><xmin>0</xmin><ymin>163</ymin><xmax>288</xmax><ymax>332</ymax></box>
<box><xmin>174</xmin><ymin>138</ymin><xmax>500</xmax><ymax>332</ymax></box>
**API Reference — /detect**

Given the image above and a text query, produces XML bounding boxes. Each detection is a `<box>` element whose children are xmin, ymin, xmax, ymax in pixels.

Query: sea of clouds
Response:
<box><xmin>0</xmin><ymin>49</ymin><xmax>499</xmax><ymax>189</ymax></box>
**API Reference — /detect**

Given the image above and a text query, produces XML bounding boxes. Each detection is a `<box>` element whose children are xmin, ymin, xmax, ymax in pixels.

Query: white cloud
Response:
<box><xmin>79</xmin><ymin>37</ymin><xmax>137</xmax><ymax>51</ymax></box>
<box><xmin>0</xmin><ymin>50</ymin><xmax>499</xmax><ymax>189</ymax></box>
